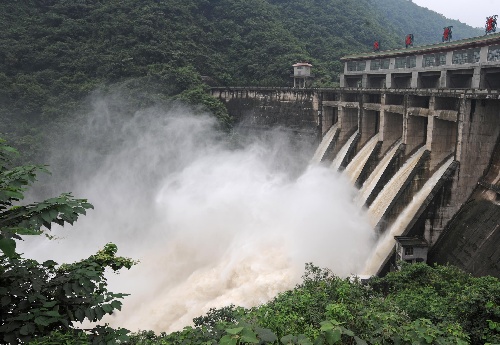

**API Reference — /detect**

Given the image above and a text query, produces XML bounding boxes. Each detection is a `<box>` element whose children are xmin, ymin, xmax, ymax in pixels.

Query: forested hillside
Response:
<box><xmin>0</xmin><ymin>0</ymin><xmax>483</xmax><ymax>160</ymax></box>
<box><xmin>373</xmin><ymin>0</ymin><xmax>483</xmax><ymax>45</ymax></box>
<box><xmin>0</xmin><ymin>2</ymin><xmax>497</xmax><ymax>344</ymax></box>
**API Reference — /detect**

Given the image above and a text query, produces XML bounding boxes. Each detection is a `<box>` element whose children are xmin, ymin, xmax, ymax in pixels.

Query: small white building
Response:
<box><xmin>394</xmin><ymin>236</ymin><xmax>429</xmax><ymax>268</ymax></box>
<box><xmin>292</xmin><ymin>62</ymin><xmax>313</xmax><ymax>88</ymax></box>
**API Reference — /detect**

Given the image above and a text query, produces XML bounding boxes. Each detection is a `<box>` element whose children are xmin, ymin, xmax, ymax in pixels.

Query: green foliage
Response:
<box><xmin>0</xmin><ymin>139</ymin><xmax>93</xmax><ymax>257</ymax></box>
<box><xmin>28</xmin><ymin>326</ymin><xmax>130</xmax><ymax>345</ymax></box>
<box><xmin>370</xmin><ymin>263</ymin><xmax>500</xmax><ymax>344</ymax></box>
<box><xmin>0</xmin><ymin>242</ymin><xmax>135</xmax><ymax>344</ymax></box>
<box><xmin>0</xmin><ymin>139</ymin><xmax>136</xmax><ymax>344</ymax></box>
<box><xmin>220</xmin><ymin>326</ymin><xmax>259</xmax><ymax>345</ymax></box>
<box><xmin>176</xmin><ymin>85</ymin><xmax>232</xmax><ymax>131</ymax></box>
<box><xmin>121</xmin><ymin>263</ymin><xmax>500</xmax><ymax>344</ymax></box>
<box><xmin>244</xmin><ymin>264</ymin><xmax>367</xmax><ymax>340</ymax></box>
<box><xmin>28</xmin><ymin>329</ymin><xmax>90</xmax><ymax>344</ymax></box>
<box><xmin>193</xmin><ymin>304</ymin><xmax>244</xmax><ymax>338</ymax></box>
<box><xmin>127</xmin><ymin>326</ymin><xmax>219</xmax><ymax>345</ymax></box>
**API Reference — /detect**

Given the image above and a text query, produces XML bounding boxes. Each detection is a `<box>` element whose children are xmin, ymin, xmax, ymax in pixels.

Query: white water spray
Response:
<box><xmin>356</xmin><ymin>139</ymin><xmax>402</xmax><ymax>207</ymax></box>
<box><xmin>330</xmin><ymin>130</ymin><xmax>358</xmax><ymax>171</ymax></box>
<box><xmin>343</xmin><ymin>134</ymin><xmax>379</xmax><ymax>184</ymax></box>
<box><xmin>362</xmin><ymin>157</ymin><xmax>454</xmax><ymax>275</ymax></box>
<box><xmin>367</xmin><ymin>146</ymin><xmax>426</xmax><ymax>227</ymax></box>
<box><xmin>311</xmin><ymin>123</ymin><xmax>339</xmax><ymax>164</ymax></box>
<box><xmin>20</xmin><ymin>94</ymin><xmax>375</xmax><ymax>333</ymax></box>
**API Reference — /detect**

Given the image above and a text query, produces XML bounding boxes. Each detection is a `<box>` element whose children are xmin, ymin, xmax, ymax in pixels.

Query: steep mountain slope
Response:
<box><xmin>374</xmin><ymin>0</ymin><xmax>483</xmax><ymax>45</ymax></box>
<box><xmin>267</xmin><ymin>0</ymin><xmax>401</xmax><ymax>81</ymax></box>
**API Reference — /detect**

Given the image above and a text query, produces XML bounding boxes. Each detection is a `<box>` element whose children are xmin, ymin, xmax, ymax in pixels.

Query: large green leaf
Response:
<box><xmin>324</xmin><ymin>329</ymin><xmax>341</xmax><ymax>345</ymax></box>
<box><xmin>281</xmin><ymin>334</ymin><xmax>297</xmax><ymax>344</ymax></box>
<box><xmin>219</xmin><ymin>335</ymin><xmax>238</xmax><ymax>345</ymax></box>
<box><xmin>226</xmin><ymin>327</ymin><xmax>244</xmax><ymax>335</ymax></box>
<box><xmin>297</xmin><ymin>334</ymin><xmax>313</xmax><ymax>345</ymax></box>
<box><xmin>34</xmin><ymin>316</ymin><xmax>54</xmax><ymax>326</ymax></box>
<box><xmin>0</xmin><ymin>236</ymin><xmax>16</xmax><ymax>257</ymax></box>
<box><xmin>255</xmin><ymin>327</ymin><xmax>278</xmax><ymax>343</ymax></box>
<box><xmin>75</xmin><ymin>308</ymin><xmax>85</xmax><ymax>322</ymax></box>
<box><xmin>354</xmin><ymin>336</ymin><xmax>368</xmax><ymax>345</ymax></box>
<box><xmin>43</xmin><ymin>310</ymin><xmax>61</xmax><ymax>318</ymax></box>
<box><xmin>19</xmin><ymin>323</ymin><xmax>36</xmax><ymax>336</ymax></box>
<box><xmin>240</xmin><ymin>328</ymin><xmax>259</xmax><ymax>344</ymax></box>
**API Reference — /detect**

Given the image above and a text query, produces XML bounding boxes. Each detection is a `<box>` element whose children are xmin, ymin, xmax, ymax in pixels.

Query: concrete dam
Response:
<box><xmin>211</xmin><ymin>33</ymin><xmax>500</xmax><ymax>277</ymax></box>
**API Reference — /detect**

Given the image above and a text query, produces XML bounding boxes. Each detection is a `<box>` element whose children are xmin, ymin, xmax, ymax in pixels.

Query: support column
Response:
<box><xmin>378</xmin><ymin>93</ymin><xmax>387</xmax><ymax>141</ymax></box>
<box><xmin>385</xmin><ymin>73</ymin><xmax>392</xmax><ymax>89</ymax></box>
<box><xmin>402</xmin><ymin>94</ymin><xmax>409</xmax><ymax>144</ymax></box>
<box><xmin>362</xmin><ymin>74</ymin><xmax>368</xmax><ymax>88</ymax></box>
<box><xmin>439</xmin><ymin>70</ymin><xmax>447</xmax><ymax>88</ymax></box>
<box><xmin>472</xmin><ymin>67</ymin><xmax>481</xmax><ymax>89</ymax></box>
<box><xmin>480</xmin><ymin>46</ymin><xmax>489</xmax><ymax>62</ymax></box>
<box><xmin>426</xmin><ymin>115</ymin><xmax>435</xmax><ymax>151</ymax></box>
<box><xmin>455</xmin><ymin>96</ymin><xmax>470</xmax><ymax>162</ymax></box>
<box><xmin>317</xmin><ymin>92</ymin><xmax>323</xmax><ymax>139</ymax></box>
<box><xmin>411</xmin><ymin>71</ymin><xmax>419</xmax><ymax>88</ymax></box>
<box><xmin>445</xmin><ymin>51</ymin><xmax>453</xmax><ymax>65</ymax></box>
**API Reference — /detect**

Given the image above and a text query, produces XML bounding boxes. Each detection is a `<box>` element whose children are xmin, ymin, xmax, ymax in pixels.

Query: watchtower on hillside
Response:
<box><xmin>292</xmin><ymin>62</ymin><xmax>313</xmax><ymax>88</ymax></box>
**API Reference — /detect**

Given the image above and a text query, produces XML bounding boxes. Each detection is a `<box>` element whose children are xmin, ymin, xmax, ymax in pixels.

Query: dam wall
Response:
<box><xmin>210</xmin><ymin>33</ymin><xmax>500</xmax><ymax>276</ymax></box>
<box><xmin>212</xmin><ymin>86</ymin><xmax>500</xmax><ymax>277</ymax></box>
<box><xmin>211</xmin><ymin>87</ymin><xmax>319</xmax><ymax>141</ymax></box>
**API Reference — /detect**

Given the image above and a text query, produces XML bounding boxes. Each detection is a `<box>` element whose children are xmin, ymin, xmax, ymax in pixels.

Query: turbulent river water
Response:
<box><xmin>20</xmin><ymin>95</ymin><xmax>375</xmax><ymax>333</ymax></box>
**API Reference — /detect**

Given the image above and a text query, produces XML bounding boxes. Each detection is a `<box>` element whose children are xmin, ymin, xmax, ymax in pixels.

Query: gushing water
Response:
<box><xmin>20</xmin><ymin>92</ymin><xmax>375</xmax><ymax>333</ymax></box>
<box><xmin>362</xmin><ymin>157</ymin><xmax>454</xmax><ymax>275</ymax></box>
<box><xmin>356</xmin><ymin>139</ymin><xmax>402</xmax><ymax>207</ymax></box>
<box><xmin>343</xmin><ymin>134</ymin><xmax>379</xmax><ymax>184</ymax></box>
<box><xmin>331</xmin><ymin>130</ymin><xmax>358</xmax><ymax>171</ymax></box>
<box><xmin>311</xmin><ymin>123</ymin><xmax>339</xmax><ymax>164</ymax></box>
<box><xmin>367</xmin><ymin>146</ymin><xmax>426</xmax><ymax>228</ymax></box>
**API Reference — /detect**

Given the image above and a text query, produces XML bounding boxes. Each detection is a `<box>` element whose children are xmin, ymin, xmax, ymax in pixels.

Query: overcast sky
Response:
<box><xmin>411</xmin><ymin>0</ymin><xmax>498</xmax><ymax>28</ymax></box>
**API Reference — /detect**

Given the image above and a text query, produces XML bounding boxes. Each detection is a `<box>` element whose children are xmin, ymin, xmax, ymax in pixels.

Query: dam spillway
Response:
<box><xmin>362</xmin><ymin>157</ymin><xmax>455</xmax><ymax>276</ymax></box>
<box><xmin>344</xmin><ymin>133</ymin><xmax>379</xmax><ymax>184</ymax></box>
<box><xmin>311</xmin><ymin>123</ymin><xmax>339</xmax><ymax>164</ymax></box>
<box><xmin>357</xmin><ymin>139</ymin><xmax>402</xmax><ymax>207</ymax></box>
<box><xmin>212</xmin><ymin>85</ymin><xmax>500</xmax><ymax>277</ymax></box>
<box><xmin>367</xmin><ymin>146</ymin><xmax>427</xmax><ymax>229</ymax></box>
<box><xmin>330</xmin><ymin>130</ymin><xmax>358</xmax><ymax>171</ymax></box>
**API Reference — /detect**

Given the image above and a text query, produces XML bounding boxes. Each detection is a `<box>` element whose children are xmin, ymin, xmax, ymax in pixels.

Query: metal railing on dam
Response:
<box><xmin>211</xmin><ymin>86</ymin><xmax>500</xmax><ymax>96</ymax></box>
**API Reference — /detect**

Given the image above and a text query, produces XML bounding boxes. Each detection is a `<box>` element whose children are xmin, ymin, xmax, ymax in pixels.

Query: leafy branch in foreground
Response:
<box><xmin>0</xmin><ymin>139</ymin><xmax>137</xmax><ymax>344</ymax></box>
<box><xmin>0</xmin><ymin>243</ymin><xmax>136</xmax><ymax>344</ymax></box>
<box><xmin>0</xmin><ymin>139</ymin><xmax>93</xmax><ymax>257</ymax></box>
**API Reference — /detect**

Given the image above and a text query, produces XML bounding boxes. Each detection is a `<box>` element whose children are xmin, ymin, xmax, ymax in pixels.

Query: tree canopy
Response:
<box><xmin>0</xmin><ymin>0</ymin><xmax>483</xmax><ymax>157</ymax></box>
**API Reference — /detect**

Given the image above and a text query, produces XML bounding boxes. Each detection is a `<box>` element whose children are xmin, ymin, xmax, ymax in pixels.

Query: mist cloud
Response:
<box><xmin>20</xmin><ymin>91</ymin><xmax>375</xmax><ymax>332</ymax></box>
